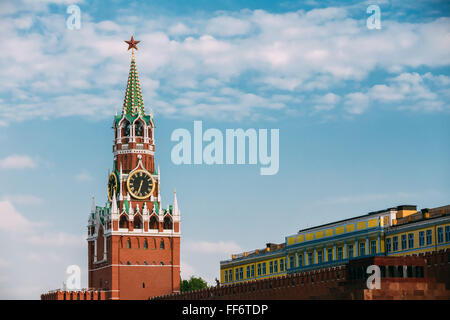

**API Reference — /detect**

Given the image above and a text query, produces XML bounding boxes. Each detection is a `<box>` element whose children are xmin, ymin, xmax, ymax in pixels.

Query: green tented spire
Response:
<box><xmin>122</xmin><ymin>56</ymin><xmax>145</xmax><ymax>117</ymax></box>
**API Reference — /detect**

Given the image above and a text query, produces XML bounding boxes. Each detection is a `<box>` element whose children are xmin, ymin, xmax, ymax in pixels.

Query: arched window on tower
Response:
<box><xmin>160</xmin><ymin>239</ymin><xmax>165</xmax><ymax>250</ymax></box>
<box><xmin>119</xmin><ymin>215</ymin><xmax>129</xmax><ymax>229</ymax></box>
<box><xmin>127</xmin><ymin>238</ymin><xmax>131</xmax><ymax>249</ymax></box>
<box><xmin>143</xmin><ymin>239</ymin><xmax>148</xmax><ymax>250</ymax></box>
<box><xmin>134</xmin><ymin>215</ymin><xmax>142</xmax><ymax>229</ymax></box>
<box><xmin>135</xmin><ymin>121</ymin><xmax>144</xmax><ymax>137</ymax></box>
<box><xmin>163</xmin><ymin>216</ymin><xmax>173</xmax><ymax>230</ymax></box>
<box><xmin>149</xmin><ymin>215</ymin><xmax>158</xmax><ymax>230</ymax></box>
<box><xmin>123</xmin><ymin>120</ymin><xmax>130</xmax><ymax>137</ymax></box>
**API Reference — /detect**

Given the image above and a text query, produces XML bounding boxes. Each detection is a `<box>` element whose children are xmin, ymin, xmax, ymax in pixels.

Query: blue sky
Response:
<box><xmin>0</xmin><ymin>0</ymin><xmax>449</xmax><ymax>299</ymax></box>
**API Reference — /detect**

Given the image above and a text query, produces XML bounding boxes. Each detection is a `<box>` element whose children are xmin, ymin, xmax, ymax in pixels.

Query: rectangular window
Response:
<box><xmin>408</xmin><ymin>233</ymin><xmax>414</xmax><ymax>249</ymax></box>
<box><xmin>251</xmin><ymin>265</ymin><xmax>255</xmax><ymax>277</ymax></box>
<box><xmin>298</xmin><ymin>254</ymin><xmax>303</xmax><ymax>267</ymax></box>
<box><xmin>308</xmin><ymin>252</ymin><xmax>313</xmax><ymax>265</ymax></box>
<box><xmin>246</xmin><ymin>266</ymin><xmax>250</xmax><ymax>279</ymax></box>
<box><xmin>371</xmin><ymin>240</ymin><xmax>376</xmax><ymax>255</ymax></box>
<box><xmin>419</xmin><ymin>231</ymin><xmax>425</xmax><ymax>247</ymax></box>
<box><xmin>327</xmin><ymin>248</ymin><xmax>333</xmax><ymax>262</ymax></box>
<box><xmin>446</xmin><ymin>226</ymin><xmax>450</xmax><ymax>242</ymax></box>
<box><xmin>274</xmin><ymin>260</ymin><xmax>278</xmax><ymax>273</ymax></box>
<box><xmin>338</xmin><ymin>247</ymin><xmax>343</xmax><ymax>260</ymax></box>
<box><xmin>401</xmin><ymin>234</ymin><xmax>407</xmax><ymax>250</ymax></box>
<box><xmin>224</xmin><ymin>270</ymin><xmax>228</xmax><ymax>283</ymax></box>
<box><xmin>393</xmin><ymin>236</ymin><xmax>398</xmax><ymax>251</ymax></box>
<box><xmin>348</xmin><ymin>245</ymin><xmax>354</xmax><ymax>258</ymax></box>
<box><xmin>426</xmin><ymin>230</ymin><xmax>432</xmax><ymax>245</ymax></box>
<box><xmin>239</xmin><ymin>267</ymin><xmax>243</xmax><ymax>280</ymax></box>
<box><xmin>257</xmin><ymin>263</ymin><xmax>261</xmax><ymax>276</ymax></box>
<box><xmin>317</xmin><ymin>250</ymin><xmax>323</xmax><ymax>264</ymax></box>
<box><xmin>386</xmin><ymin>238</ymin><xmax>391</xmax><ymax>253</ymax></box>
<box><xmin>235</xmin><ymin>269</ymin><xmax>239</xmax><ymax>281</ymax></box>
<box><xmin>262</xmin><ymin>263</ymin><xmax>266</xmax><ymax>275</ymax></box>
<box><xmin>289</xmin><ymin>255</ymin><xmax>294</xmax><ymax>269</ymax></box>
<box><xmin>359</xmin><ymin>242</ymin><xmax>365</xmax><ymax>256</ymax></box>
<box><xmin>229</xmin><ymin>270</ymin><xmax>232</xmax><ymax>282</ymax></box>
<box><xmin>280</xmin><ymin>259</ymin><xmax>284</xmax><ymax>272</ymax></box>
<box><xmin>269</xmin><ymin>261</ymin><xmax>273</xmax><ymax>274</ymax></box>
<box><xmin>438</xmin><ymin>227</ymin><xmax>443</xmax><ymax>243</ymax></box>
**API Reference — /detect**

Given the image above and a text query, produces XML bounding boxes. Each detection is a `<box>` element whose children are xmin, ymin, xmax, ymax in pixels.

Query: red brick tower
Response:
<box><xmin>87</xmin><ymin>36</ymin><xmax>181</xmax><ymax>300</ymax></box>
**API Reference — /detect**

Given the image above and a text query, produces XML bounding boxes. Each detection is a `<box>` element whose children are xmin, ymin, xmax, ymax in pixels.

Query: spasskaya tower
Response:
<box><xmin>87</xmin><ymin>36</ymin><xmax>181</xmax><ymax>300</ymax></box>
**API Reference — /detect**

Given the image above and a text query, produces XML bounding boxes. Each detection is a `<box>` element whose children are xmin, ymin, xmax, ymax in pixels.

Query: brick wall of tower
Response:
<box><xmin>88</xmin><ymin>233</ymin><xmax>180</xmax><ymax>300</ymax></box>
<box><xmin>115</xmin><ymin>153</ymin><xmax>155</xmax><ymax>173</ymax></box>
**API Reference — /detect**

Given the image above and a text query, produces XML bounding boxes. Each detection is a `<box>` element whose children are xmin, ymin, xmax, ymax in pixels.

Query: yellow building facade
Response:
<box><xmin>385</xmin><ymin>205</ymin><xmax>450</xmax><ymax>256</ymax></box>
<box><xmin>220</xmin><ymin>204</ymin><xmax>450</xmax><ymax>284</ymax></box>
<box><xmin>220</xmin><ymin>243</ymin><xmax>287</xmax><ymax>284</ymax></box>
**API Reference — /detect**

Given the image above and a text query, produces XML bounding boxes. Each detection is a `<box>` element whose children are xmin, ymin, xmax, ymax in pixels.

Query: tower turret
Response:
<box><xmin>87</xmin><ymin>36</ymin><xmax>181</xmax><ymax>300</ymax></box>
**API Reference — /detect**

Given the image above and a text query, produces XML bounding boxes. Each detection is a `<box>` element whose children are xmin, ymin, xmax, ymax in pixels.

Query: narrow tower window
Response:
<box><xmin>135</xmin><ymin>121</ymin><xmax>144</xmax><ymax>137</ymax></box>
<box><xmin>163</xmin><ymin>216</ymin><xmax>173</xmax><ymax>230</ymax></box>
<box><xmin>119</xmin><ymin>215</ymin><xmax>129</xmax><ymax>229</ymax></box>
<box><xmin>150</xmin><ymin>215</ymin><xmax>158</xmax><ymax>229</ymax></box>
<box><xmin>134</xmin><ymin>215</ymin><xmax>142</xmax><ymax>229</ymax></box>
<box><xmin>123</xmin><ymin>120</ymin><xmax>130</xmax><ymax>136</ymax></box>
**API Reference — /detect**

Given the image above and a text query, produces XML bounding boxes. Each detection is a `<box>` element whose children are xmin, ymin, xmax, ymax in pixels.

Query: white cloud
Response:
<box><xmin>313</xmin><ymin>93</ymin><xmax>340</xmax><ymax>111</ymax></box>
<box><xmin>168</xmin><ymin>23</ymin><xmax>192</xmax><ymax>36</ymax></box>
<box><xmin>0</xmin><ymin>258</ymin><xmax>12</xmax><ymax>269</ymax></box>
<box><xmin>181</xmin><ymin>239</ymin><xmax>244</xmax><ymax>285</ymax></box>
<box><xmin>75</xmin><ymin>169</ymin><xmax>93</xmax><ymax>182</ymax></box>
<box><xmin>0</xmin><ymin>155</ymin><xmax>36</xmax><ymax>169</ymax></box>
<box><xmin>0</xmin><ymin>200</ymin><xmax>33</xmax><ymax>232</ymax></box>
<box><xmin>180</xmin><ymin>260</ymin><xmax>196</xmax><ymax>279</ymax></box>
<box><xmin>1</xmin><ymin>194</ymin><xmax>44</xmax><ymax>206</ymax></box>
<box><xmin>344</xmin><ymin>92</ymin><xmax>370</xmax><ymax>115</ymax></box>
<box><xmin>206</xmin><ymin>16</ymin><xmax>251</xmax><ymax>36</ymax></box>
<box><xmin>361</xmin><ymin>72</ymin><xmax>449</xmax><ymax>113</ymax></box>
<box><xmin>96</xmin><ymin>20</ymin><xmax>121</xmax><ymax>32</ymax></box>
<box><xmin>25</xmin><ymin>232</ymin><xmax>86</xmax><ymax>248</ymax></box>
<box><xmin>183</xmin><ymin>240</ymin><xmax>242</xmax><ymax>254</ymax></box>
<box><xmin>0</xmin><ymin>200</ymin><xmax>87</xmax><ymax>299</ymax></box>
<box><xmin>0</xmin><ymin>4</ymin><xmax>448</xmax><ymax>123</ymax></box>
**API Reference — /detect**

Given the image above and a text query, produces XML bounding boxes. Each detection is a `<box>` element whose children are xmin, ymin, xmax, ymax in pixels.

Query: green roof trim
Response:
<box><xmin>124</xmin><ymin>200</ymin><xmax>129</xmax><ymax>214</ymax></box>
<box><xmin>153</xmin><ymin>201</ymin><xmax>159</xmax><ymax>214</ymax></box>
<box><xmin>95</xmin><ymin>206</ymin><xmax>109</xmax><ymax>226</ymax></box>
<box><xmin>114</xmin><ymin>114</ymin><xmax>153</xmax><ymax>126</ymax></box>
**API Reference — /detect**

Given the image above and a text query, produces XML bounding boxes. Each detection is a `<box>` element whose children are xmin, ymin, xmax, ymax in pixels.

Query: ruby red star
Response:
<box><xmin>125</xmin><ymin>35</ymin><xmax>140</xmax><ymax>51</ymax></box>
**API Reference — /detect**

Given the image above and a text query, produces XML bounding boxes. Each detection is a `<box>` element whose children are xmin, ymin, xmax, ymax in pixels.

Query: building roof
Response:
<box><xmin>394</xmin><ymin>205</ymin><xmax>450</xmax><ymax>227</ymax></box>
<box><xmin>221</xmin><ymin>242</ymin><xmax>285</xmax><ymax>265</ymax></box>
<box><xmin>296</xmin><ymin>205</ymin><xmax>418</xmax><ymax>234</ymax></box>
<box><xmin>122</xmin><ymin>56</ymin><xmax>145</xmax><ymax>117</ymax></box>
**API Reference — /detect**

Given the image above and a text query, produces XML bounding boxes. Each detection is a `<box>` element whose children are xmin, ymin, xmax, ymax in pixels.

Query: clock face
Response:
<box><xmin>107</xmin><ymin>173</ymin><xmax>118</xmax><ymax>201</ymax></box>
<box><xmin>127</xmin><ymin>170</ymin><xmax>155</xmax><ymax>200</ymax></box>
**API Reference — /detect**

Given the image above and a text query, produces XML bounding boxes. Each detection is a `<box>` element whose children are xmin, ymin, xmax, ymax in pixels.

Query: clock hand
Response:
<box><xmin>137</xmin><ymin>180</ymin><xmax>143</xmax><ymax>194</ymax></box>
